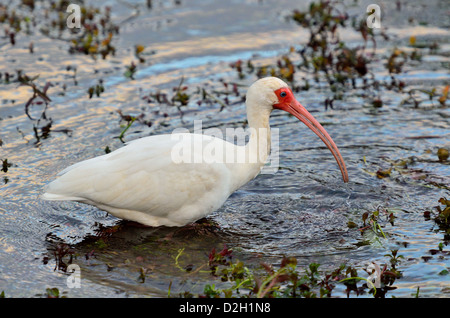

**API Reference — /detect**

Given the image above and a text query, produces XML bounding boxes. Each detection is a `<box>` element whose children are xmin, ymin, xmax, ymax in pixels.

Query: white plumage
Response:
<box><xmin>42</xmin><ymin>77</ymin><xmax>348</xmax><ymax>227</ymax></box>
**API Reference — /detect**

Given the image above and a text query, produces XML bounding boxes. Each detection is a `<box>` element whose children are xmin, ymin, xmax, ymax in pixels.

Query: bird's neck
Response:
<box><xmin>247</xmin><ymin>102</ymin><xmax>272</xmax><ymax>158</ymax></box>
<box><xmin>246</xmin><ymin>119</ymin><xmax>272</xmax><ymax>164</ymax></box>
<box><xmin>237</xmin><ymin>108</ymin><xmax>272</xmax><ymax>181</ymax></box>
<box><xmin>227</xmin><ymin>104</ymin><xmax>273</xmax><ymax>192</ymax></box>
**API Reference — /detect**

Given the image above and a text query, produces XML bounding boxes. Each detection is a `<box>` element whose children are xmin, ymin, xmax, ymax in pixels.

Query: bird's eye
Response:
<box><xmin>280</xmin><ymin>91</ymin><xmax>287</xmax><ymax>98</ymax></box>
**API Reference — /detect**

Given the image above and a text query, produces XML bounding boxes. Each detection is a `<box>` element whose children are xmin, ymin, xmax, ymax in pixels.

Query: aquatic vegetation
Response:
<box><xmin>0</xmin><ymin>3</ymin><xmax>33</xmax><ymax>44</ymax></box>
<box><xmin>1</xmin><ymin>158</ymin><xmax>12</xmax><ymax>184</ymax></box>
<box><xmin>1</xmin><ymin>158</ymin><xmax>12</xmax><ymax>173</ymax></box>
<box><xmin>386</xmin><ymin>48</ymin><xmax>409</xmax><ymax>74</ymax></box>
<box><xmin>362</xmin><ymin>154</ymin><xmax>450</xmax><ymax>191</ymax></box>
<box><xmin>18</xmin><ymin>74</ymin><xmax>51</xmax><ymax>120</ymax></box>
<box><xmin>423</xmin><ymin>198</ymin><xmax>450</xmax><ymax>265</ymax></box>
<box><xmin>0</xmin><ymin>1</ymin><xmax>119</xmax><ymax>59</ymax></box>
<box><xmin>17</xmin><ymin>74</ymin><xmax>56</xmax><ymax>145</ymax></box>
<box><xmin>228</xmin><ymin>0</ymin><xmax>448</xmax><ymax>112</ymax></box>
<box><xmin>33</xmin><ymin>287</ymin><xmax>68</xmax><ymax>298</ymax></box>
<box><xmin>69</xmin><ymin>26</ymin><xmax>117</xmax><ymax>60</ymax></box>
<box><xmin>427</xmin><ymin>198</ymin><xmax>450</xmax><ymax>234</ymax></box>
<box><xmin>291</xmin><ymin>1</ymin><xmax>375</xmax><ymax>87</ymax></box>
<box><xmin>438</xmin><ymin>86</ymin><xmax>449</xmax><ymax>106</ymax></box>
<box><xmin>173</xmin><ymin>245</ymin><xmax>403</xmax><ymax>298</ymax></box>
<box><xmin>170</xmin><ymin>77</ymin><xmax>190</xmax><ymax>107</ymax></box>
<box><xmin>87</xmin><ymin>80</ymin><xmax>105</xmax><ymax>98</ymax></box>
<box><xmin>400</xmin><ymin>83</ymin><xmax>448</xmax><ymax>109</ymax></box>
<box><xmin>10</xmin><ymin>73</ymin><xmax>71</xmax><ymax>145</ymax></box>
<box><xmin>347</xmin><ymin>207</ymin><xmax>395</xmax><ymax>247</ymax></box>
<box><xmin>50</xmin><ymin>243</ymin><xmax>75</xmax><ymax>272</ymax></box>
<box><xmin>116</xmin><ymin>79</ymin><xmax>244</xmax><ymax>140</ymax></box>
<box><xmin>437</xmin><ymin>148</ymin><xmax>449</xmax><ymax>162</ymax></box>
<box><xmin>116</xmin><ymin>110</ymin><xmax>140</xmax><ymax>143</ymax></box>
<box><xmin>124</xmin><ymin>62</ymin><xmax>137</xmax><ymax>79</ymax></box>
<box><xmin>225</xmin><ymin>0</ymin><xmax>387</xmax><ymax>97</ymax></box>
<box><xmin>45</xmin><ymin>287</ymin><xmax>64</xmax><ymax>298</ymax></box>
<box><xmin>64</xmin><ymin>4</ymin><xmax>119</xmax><ymax>59</ymax></box>
<box><xmin>135</xmin><ymin>44</ymin><xmax>149</xmax><ymax>63</ymax></box>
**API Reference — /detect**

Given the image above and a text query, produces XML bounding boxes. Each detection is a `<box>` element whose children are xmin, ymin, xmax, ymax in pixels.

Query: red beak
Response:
<box><xmin>274</xmin><ymin>89</ymin><xmax>349</xmax><ymax>183</ymax></box>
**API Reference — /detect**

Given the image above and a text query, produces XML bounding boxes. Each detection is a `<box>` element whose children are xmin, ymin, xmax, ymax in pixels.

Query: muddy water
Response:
<box><xmin>0</xmin><ymin>0</ymin><xmax>449</xmax><ymax>297</ymax></box>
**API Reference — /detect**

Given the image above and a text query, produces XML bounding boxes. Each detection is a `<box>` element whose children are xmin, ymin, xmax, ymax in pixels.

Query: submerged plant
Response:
<box><xmin>87</xmin><ymin>80</ymin><xmax>105</xmax><ymax>98</ymax></box>
<box><xmin>173</xmin><ymin>245</ymin><xmax>403</xmax><ymax>298</ymax></box>
<box><xmin>1</xmin><ymin>158</ymin><xmax>12</xmax><ymax>173</ymax></box>
<box><xmin>291</xmin><ymin>1</ymin><xmax>374</xmax><ymax>87</ymax></box>
<box><xmin>12</xmin><ymin>73</ymin><xmax>72</xmax><ymax>145</ymax></box>
<box><xmin>124</xmin><ymin>62</ymin><xmax>137</xmax><ymax>79</ymax></box>
<box><xmin>67</xmin><ymin>6</ymin><xmax>119</xmax><ymax>59</ymax></box>
<box><xmin>430</xmin><ymin>198</ymin><xmax>450</xmax><ymax>234</ymax></box>
<box><xmin>116</xmin><ymin>110</ymin><xmax>138</xmax><ymax>143</ymax></box>
<box><xmin>437</xmin><ymin>148</ymin><xmax>449</xmax><ymax>162</ymax></box>
<box><xmin>349</xmin><ymin>207</ymin><xmax>395</xmax><ymax>246</ymax></box>
<box><xmin>18</xmin><ymin>73</ymin><xmax>51</xmax><ymax>120</ymax></box>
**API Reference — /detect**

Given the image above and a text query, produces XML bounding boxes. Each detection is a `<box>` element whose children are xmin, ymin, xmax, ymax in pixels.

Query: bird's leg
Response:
<box><xmin>167</xmin><ymin>218</ymin><xmax>221</xmax><ymax>238</ymax></box>
<box><xmin>122</xmin><ymin>220</ymin><xmax>153</xmax><ymax>228</ymax></box>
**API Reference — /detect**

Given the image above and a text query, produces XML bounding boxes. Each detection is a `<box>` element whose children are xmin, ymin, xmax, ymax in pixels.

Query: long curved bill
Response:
<box><xmin>287</xmin><ymin>100</ymin><xmax>349</xmax><ymax>183</ymax></box>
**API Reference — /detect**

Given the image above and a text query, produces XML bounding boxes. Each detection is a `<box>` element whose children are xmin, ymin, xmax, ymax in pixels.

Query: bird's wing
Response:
<box><xmin>42</xmin><ymin>134</ymin><xmax>234</xmax><ymax>218</ymax></box>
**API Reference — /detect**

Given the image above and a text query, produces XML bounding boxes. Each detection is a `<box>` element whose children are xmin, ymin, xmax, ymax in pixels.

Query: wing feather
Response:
<box><xmin>42</xmin><ymin>133</ymin><xmax>234</xmax><ymax>221</ymax></box>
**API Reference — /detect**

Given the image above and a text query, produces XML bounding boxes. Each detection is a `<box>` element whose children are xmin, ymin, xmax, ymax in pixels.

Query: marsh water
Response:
<box><xmin>0</xmin><ymin>0</ymin><xmax>449</xmax><ymax>297</ymax></box>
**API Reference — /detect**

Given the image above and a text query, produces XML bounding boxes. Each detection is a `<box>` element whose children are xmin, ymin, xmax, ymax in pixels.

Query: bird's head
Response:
<box><xmin>246</xmin><ymin>77</ymin><xmax>349</xmax><ymax>183</ymax></box>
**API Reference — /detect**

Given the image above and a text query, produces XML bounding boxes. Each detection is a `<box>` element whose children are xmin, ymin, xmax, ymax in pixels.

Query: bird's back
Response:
<box><xmin>42</xmin><ymin>133</ymin><xmax>240</xmax><ymax>226</ymax></box>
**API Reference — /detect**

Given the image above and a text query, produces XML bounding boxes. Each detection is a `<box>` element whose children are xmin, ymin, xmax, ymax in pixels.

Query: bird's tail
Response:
<box><xmin>41</xmin><ymin>192</ymin><xmax>84</xmax><ymax>201</ymax></box>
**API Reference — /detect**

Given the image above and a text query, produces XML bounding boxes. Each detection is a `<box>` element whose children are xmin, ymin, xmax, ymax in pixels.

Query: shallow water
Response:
<box><xmin>0</xmin><ymin>0</ymin><xmax>449</xmax><ymax>297</ymax></box>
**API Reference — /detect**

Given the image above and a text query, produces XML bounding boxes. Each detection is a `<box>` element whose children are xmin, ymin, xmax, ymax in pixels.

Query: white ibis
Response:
<box><xmin>42</xmin><ymin>77</ymin><xmax>348</xmax><ymax>227</ymax></box>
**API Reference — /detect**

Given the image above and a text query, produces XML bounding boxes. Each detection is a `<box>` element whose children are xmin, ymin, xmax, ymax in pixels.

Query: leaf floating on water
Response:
<box><xmin>438</xmin><ymin>197</ymin><xmax>450</xmax><ymax>207</ymax></box>
<box><xmin>88</xmin><ymin>86</ymin><xmax>94</xmax><ymax>98</ymax></box>
<box><xmin>135</xmin><ymin>45</ymin><xmax>145</xmax><ymax>54</ymax></box>
<box><xmin>376</xmin><ymin>168</ymin><xmax>392</xmax><ymax>179</ymax></box>
<box><xmin>1</xmin><ymin>159</ymin><xmax>12</xmax><ymax>173</ymax></box>
<box><xmin>362</xmin><ymin>211</ymin><xmax>369</xmax><ymax>226</ymax></box>
<box><xmin>87</xmin><ymin>80</ymin><xmax>105</xmax><ymax>98</ymax></box>
<box><xmin>372</xmin><ymin>98</ymin><xmax>383</xmax><ymax>108</ymax></box>
<box><xmin>438</xmin><ymin>85</ymin><xmax>449</xmax><ymax>106</ymax></box>
<box><xmin>124</xmin><ymin>62</ymin><xmax>137</xmax><ymax>79</ymax></box>
<box><xmin>437</xmin><ymin>148</ymin><xmax>449</xmax><ymax>162</ymax></box>
<box><xmin>438</xmin><ymin>269</ymin><xmax>449</xmax><ymax>276</ymax></box>
<box><xmin>135</xmin><ymin>44</ymin><xmax>146</xmax><ymax>63</ymax></box>
<box><xmin>347</xmin><ymin>221</ymin><xmax>358</xmax><ymax>229</ymax></box>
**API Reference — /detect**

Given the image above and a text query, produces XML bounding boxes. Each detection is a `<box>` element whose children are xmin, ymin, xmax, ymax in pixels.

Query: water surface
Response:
<box><xmin>0</xmin><ymin>0</ymin><xmax>449</xmax><ymax>297</ymax></box>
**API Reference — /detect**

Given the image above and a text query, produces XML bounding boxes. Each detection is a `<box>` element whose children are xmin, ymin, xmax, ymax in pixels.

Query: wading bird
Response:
<box><xmin>42</xmin><ymin>77</ymin><xmax>348</xmax><ymax>227</ymax></box>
